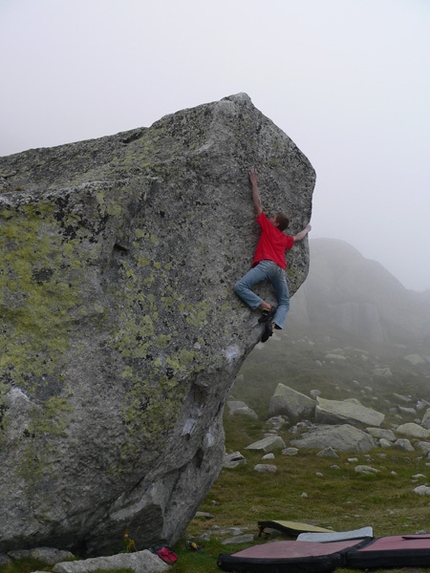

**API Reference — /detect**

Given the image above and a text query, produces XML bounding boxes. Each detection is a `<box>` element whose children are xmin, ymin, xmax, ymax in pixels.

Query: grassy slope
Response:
<box><xmin>171</xmin><ymin>321</ymin><xmax>430</xmax><ymax>572</ymax></box>
<box><xmin>172</xmin><ymin>415</ymin><xmax>430</xmax><ymax>572</ymax></box>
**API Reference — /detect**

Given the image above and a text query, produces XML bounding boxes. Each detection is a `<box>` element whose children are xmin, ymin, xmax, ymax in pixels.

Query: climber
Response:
<box><xmin>234</xmin><ymin>167</ymin><xmax>311</xmax><ymax>342</ymax></box>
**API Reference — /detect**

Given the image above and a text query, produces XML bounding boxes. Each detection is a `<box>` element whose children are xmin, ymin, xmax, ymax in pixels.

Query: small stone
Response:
<box><xmin>282</xmin><ymin>447</ymin><xmax>299</xmax><ymax>456</ymax></box>
<box><xmin>355</xmin><ymin>465</ymin><xmax>380</xmax><ymax>475</ymax></box>
<box><xmin>246</xmin><ymin>435</ymin><xmax>286</xmax><ymax>453</ymax></box>
<box><xmin>194</xmin><ymin>511</ymin><xmax>214</xmax><ymax>520</ymax></box>
<box><xmin>52</xmin><ymin>550</ymin><xmax>169</xmax><ymax>573</ymax></box>
<box><xmin>316</xmin><ymin>447</ymin><xmax>339</xmax><ymax>459</ymax></box>
<box><xmin>221</xmin><ymin>534</ymin><xmax>255</xmax><ymax>545</ymax></box>
<box><xmin>223</xmin><ymin>451</ymin><xmax>246</xmax><ymax>469</ymax></box>
<box><xmin>253</xmin><ymin>464</ymin><xmax>277</xmax><ymax>474</ymax></box>
<box><xmin>414</xmin><ymin>485</ymin><xmax>430</xmax><ymax>496</ymax></box>
<box><xmin>8</xmin><ymin>548</ymin><xmax>75</xmax><ymax>565</ymax></box>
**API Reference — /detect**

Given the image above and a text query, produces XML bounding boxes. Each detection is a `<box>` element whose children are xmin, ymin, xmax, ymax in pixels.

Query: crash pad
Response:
<box><xmin>258</xmin><ymin>520</ymin><xmax>332</xmax><ymax>537</ymax></box>
<box><xmin>218</xmin><ymin>538</ymin><xmax>371</xmax><ymax>573</ymax></box>
<box><xmin>346</xmin><ymin>534</ymin><xmax>430</xmax><ymax>569</ymax></box>
<box><xmin>297</xmin><ymin>526</ymin><xmax>373</xmax><ymax>542</ymax></box>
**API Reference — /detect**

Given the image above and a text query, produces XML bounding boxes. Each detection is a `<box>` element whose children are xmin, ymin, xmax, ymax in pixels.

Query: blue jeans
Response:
<box><xmin>234</xmin><ymin>260</ymin><xmax>290</xmax><ymax>329</ymax></box>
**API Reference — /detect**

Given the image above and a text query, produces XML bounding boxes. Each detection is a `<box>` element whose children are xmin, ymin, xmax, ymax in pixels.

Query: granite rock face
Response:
<box><xmin>0</xmin><ymin>94</ymin><xmax>314</xmax><ymax>555</ymax></box>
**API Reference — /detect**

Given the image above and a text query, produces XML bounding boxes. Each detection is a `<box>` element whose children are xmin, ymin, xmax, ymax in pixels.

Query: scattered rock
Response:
<box><xmin>325</xmin><ymin>353</ymin><xmax>347</xmax><ymax>361</ymax></box>
<box><xmin>366</xmin><ymin>428</ymin><xmax>396</xmax><ymax>441</ymax></box>
<box><xmin>416</xmin><ymin>441</ymin><xmax>430</xmax><ymax>454</ymax></box>
<box><xmin>404</xmin><ymin>354</ymin><xmax>426</xmax><ymax>365</ymax></box>
<box><xmin>316</xmin><ymin>397</ymin><xmax>384</xmax><ymax>427</ymax></box>
<box><xmin>394</xmin><ymin>393</ymin><xmax>413</xmax><ymax>403</ymax></box>
<box><xmin>282</xmin><ymin>447</ymin><xmax>299</xmax><ymax>456</ymax></box>
<box><xmin>223</xmin><ymin>451</ymin><xmax>247</xmax><ymax>469</ymax></box>
<box><xmin>245</xmin><ymin>435</ymin><xmax>286</xmax><ymax>453</ymax></box>
<box><xmin>266</xmin><ymin>416</ymin><xmax>289</xmax><ymax>432</ymax></box>
<box><xmin>413</xmin><ymin>485</ymin><xmax>430</xmax><ymax>496</ymax></box>
<box><xmin>194</xmin><ymin>511</ymin><xmax>214</xmax><ymax>520</ymax></box>
<box><xmin>396</xmin><ymin>423</ymin><xmax>430</xmax><ymax>440</ymax></box>
<box><xmin>355</xmin><ymin>465</ymin><xmax>381</xmax><ymax>475</ymax></box>
<box><xmin>52</xmin><ymin>550</ymin><xmax>169</xmax><ymax>573</ymax></box>
<box><xmin>290</xmin><ymin>425</ymin><xmax>377</xmax><ymax>453</ymax></box>
<box><xmin>316</xmin><ymin>447</ymin><xmax>339</xmax><ymax>458</ymax></box>
<box><xmin>422</xmin><ymin>409</ymin><xmax>430</xmax><ymax>429</ymax></box>
<box><xmin>268</xmin><ymin>384</ymin><xmax>316</xmax><ymax>420</ymax></box>
<box><xmin>394</xmin><ymin>438</ymin><xmax>415</xmax><ymax>452</ymax></box>
<box><xmin>398</xmin><ymin>406</ymin><xmax>417</xmax><ymax>416</ymax></box>
<box><xmin>221</xmin><ymin>534</ymin><xmax>255</xmax><ymax>545</ymax></box>
<box><xmin>289</xmin><ymin>420</ymin><xmax>314</xmax><ymax>435</ymax></box>
<box><xmin>373</xmin><ymin>367</ymin><xmax>393</xmax><ymax>378</ymax></box>
<box><xmin>253</xmin><ymin>464</ymin><xmax>277</xmax><ymax>474</ymax></box>
<box><xmin>227</xmin><ymin>401</ymin><xmax>258</xmax><ymax>419</ymax></box>
<box><xmin>8</xmin><ymin>548</ymin><xmax>74</xmax><ymax>565</ymax></box>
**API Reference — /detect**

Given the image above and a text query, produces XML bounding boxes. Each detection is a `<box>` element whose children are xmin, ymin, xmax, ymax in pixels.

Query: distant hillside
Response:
<box><xmin>289</xmin><ymin>238</ymin><xmax>430</xmax><ymax>345</ymax></box>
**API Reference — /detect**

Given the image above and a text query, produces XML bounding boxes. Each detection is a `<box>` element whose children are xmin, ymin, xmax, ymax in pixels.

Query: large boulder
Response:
<box><xmin>315</xmin><ymin>397</ymin><xmax>385</xmax><ymax>427</ymax></box>
<box><xmin>396</xmin><ymin>423</ymin><xmax>430</xmax><ymax>439</ymax></box>
<box><xmin>245</xmin><ymin>435</ymin><xmax>286</xmax><ymax>453</ymax></box>
<box><xmin>268</xmin><ymin>383</ymin><xmax>316</xmax><ymax>419</ymax></box>
<box><xmin>290</xmin><ymin>424</ymin><xmax>377</xmax><ymax>453</ymax></box>
<box><xmin>0</xmin><ymin>94</ymin><xmax>315</xmax><ymax>555</ymax></box>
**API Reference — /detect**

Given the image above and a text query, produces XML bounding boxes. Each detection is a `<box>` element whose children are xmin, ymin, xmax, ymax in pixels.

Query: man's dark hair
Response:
<box><xmin>275</xmin><ymin>212</ymin><xmax>289</xmax><ymax>232</ymax></box>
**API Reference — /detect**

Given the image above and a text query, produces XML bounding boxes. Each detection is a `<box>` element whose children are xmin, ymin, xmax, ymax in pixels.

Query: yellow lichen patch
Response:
<box><xmin>0</xmin><ymin>216</ymin><xmax>78</xmax><ymax>385</ymax></box>
<box><xmin>185</xmin><ymin>302</ymin><xmax>210</xmax><ymax>328</ymax></box>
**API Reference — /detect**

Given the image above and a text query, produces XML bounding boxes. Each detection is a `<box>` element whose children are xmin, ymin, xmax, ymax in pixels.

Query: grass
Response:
<box><xmin>167</xmin><ymin>411</ymin><xmax>430</xmax><ymax>572</ymax></box>
<box><xmin>0</xmin><ymin>559</ymin><xmax>52</xmax><ymax>573</ymax></box>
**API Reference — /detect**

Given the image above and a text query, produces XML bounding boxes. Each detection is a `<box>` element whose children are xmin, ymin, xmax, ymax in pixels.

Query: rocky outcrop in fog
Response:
<box><xmin>0</xmin><ymin>94</ymin><xmax>314</xmax><ymax>555</ymax></box>
<box><xmin>290</xmin><ymin>239</ymin><xmax>430</xmax><ymax>344</ymax></box>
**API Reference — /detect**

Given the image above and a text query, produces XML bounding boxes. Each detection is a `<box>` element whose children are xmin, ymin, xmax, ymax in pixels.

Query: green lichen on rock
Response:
<box><xmin>0</xmin><ymin>93</ymin><xmax>314</xmax><ymax>555</ymax></box>
<box><xmin>0</xmin><ymin>203</ymin><xmax>77</xmax><ymax>388</ymax></box>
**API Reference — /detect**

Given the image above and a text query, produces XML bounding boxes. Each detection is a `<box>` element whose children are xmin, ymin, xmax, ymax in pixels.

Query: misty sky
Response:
<box><xmin>1</xmin><ymin>0</ymin><xmax>429</xmax><ymax>291</ymax></box>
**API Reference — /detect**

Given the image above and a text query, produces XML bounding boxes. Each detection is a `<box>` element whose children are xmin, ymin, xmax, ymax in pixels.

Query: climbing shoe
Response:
<box><xmin>261</xmin><ymin>321</ymin><xmax>274</xmax><ymax>343</ymax></box>
<box><xmin>258</xmin><ymin>306</ymin><xmax>276</xmax><ymax>323</ymax></box>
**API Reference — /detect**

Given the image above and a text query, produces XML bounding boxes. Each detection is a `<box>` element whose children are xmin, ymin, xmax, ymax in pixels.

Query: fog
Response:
<box><xmin>1</xmin><ymin>0</ymin><xmax>429</xmax><ymax>290</ymax></box>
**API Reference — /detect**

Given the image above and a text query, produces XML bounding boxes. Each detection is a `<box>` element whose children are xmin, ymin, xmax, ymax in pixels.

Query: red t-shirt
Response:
<box><xmin>252</xmin><ymin>212</ymin><xmax>294</xmax><ymax>270</ymax></box>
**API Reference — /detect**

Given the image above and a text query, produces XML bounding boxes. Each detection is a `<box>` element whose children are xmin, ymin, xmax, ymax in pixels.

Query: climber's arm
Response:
<box><xmin>249</xmin><ymin>168</ymin><xmax>262</xmax><ymax>216</ymax></box>
<box><xmin>293</xmin><ymin>223</ymin><xmax>312</xmax><ymax>242</ymax></box>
